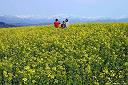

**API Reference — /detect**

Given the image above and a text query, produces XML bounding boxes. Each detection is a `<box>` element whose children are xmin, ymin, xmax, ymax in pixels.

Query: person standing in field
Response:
<box><xmin>54</xmin><ymin>19</ymin><xmax>61</xmax><ymax>28</ymax></box>
<box><xmin>61</xmin><ymin>19</ymin><xmax>69</xmax><ymax>29</ymax></box>
<box><xmin>61</xmin><ymin>21</ymin><xmax>66</xmax><ymax>28</ymax></box>
<box><xmin>65</xmin><ymin>19</ymin><xmax>69</xmax><ymax>28</ymax></box>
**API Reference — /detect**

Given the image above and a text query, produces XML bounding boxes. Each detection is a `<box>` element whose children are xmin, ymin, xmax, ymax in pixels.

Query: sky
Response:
<box><xmin>0</xmin><ymin>0</ymin><xmax>128</xmax><ymax>18</ymax></box>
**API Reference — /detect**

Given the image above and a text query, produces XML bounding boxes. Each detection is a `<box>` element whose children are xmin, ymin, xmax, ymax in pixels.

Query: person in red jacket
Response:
<box><xmin>54</xmin><ymin>19</ymin><xmax>61</xmax><ymax>28</ymax></box>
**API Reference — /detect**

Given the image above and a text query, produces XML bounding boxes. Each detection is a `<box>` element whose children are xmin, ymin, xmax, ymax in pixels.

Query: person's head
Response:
<box><xmin>62</xmin><ymin>21</ymin><xmax>65</xmax><ymax>23</ymax></box>
<box><xmin>65</xmin><ymin>19</ymin><xmax>68</xmax><ymax>22</ymax></box>
<box><xmin>55</xmin><ymin>19</ymin><xmax>59</xmax><ymax>22</ymax></box>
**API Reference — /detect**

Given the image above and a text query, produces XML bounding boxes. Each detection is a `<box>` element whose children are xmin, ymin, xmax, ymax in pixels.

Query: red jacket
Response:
<box><xmin>54</xmin><ymin>21</ymin><xmax>61</xmax><ymax>28</ymax></box>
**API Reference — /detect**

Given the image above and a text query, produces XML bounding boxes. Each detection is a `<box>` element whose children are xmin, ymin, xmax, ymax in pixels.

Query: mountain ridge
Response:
<box><xmin>0</xmin><ymin>15</ymin><xmax>128</xmax><ymax>27</ymax></box>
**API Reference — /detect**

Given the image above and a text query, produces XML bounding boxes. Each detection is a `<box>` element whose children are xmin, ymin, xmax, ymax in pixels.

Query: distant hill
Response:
<box><xmin>0</xmin><ymin>15</ymin><xmax>128</xmax><ymax>27</ymax></box>
<box><xmin>0</xmin><ymin>22</ymin><xmax>16</xmax><ymax>28</ymax></box>
<box><xmin>0</xmin><ymin>15</ymin><xmax>52</xmax><ymax>26</ymax></box>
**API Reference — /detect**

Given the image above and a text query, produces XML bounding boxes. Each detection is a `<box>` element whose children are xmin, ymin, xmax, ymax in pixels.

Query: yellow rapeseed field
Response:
<box><xmin>0</xmin><ymin>23</ymin><xmax>128</xmax><ymax>85</ymax></box>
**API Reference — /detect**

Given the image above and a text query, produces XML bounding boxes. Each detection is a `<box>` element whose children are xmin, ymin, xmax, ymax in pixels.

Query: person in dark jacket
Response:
<box><xmin>61</xmin><ymin>21</ymin><xmax>66</xmax><ymax>28</ymax></box>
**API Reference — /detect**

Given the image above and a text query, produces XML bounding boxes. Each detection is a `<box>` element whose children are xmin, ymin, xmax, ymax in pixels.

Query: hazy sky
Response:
<box><xmin>0</xmin><ymin>0</ymin><xmax>128</xmax><ymax>18</ymax></box>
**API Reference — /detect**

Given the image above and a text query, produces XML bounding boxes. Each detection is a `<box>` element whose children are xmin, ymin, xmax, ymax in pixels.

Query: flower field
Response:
<box><xmin>0</xmin><ymin>23</ymin><xmax>128</xmax><ymax>85</ymax></box>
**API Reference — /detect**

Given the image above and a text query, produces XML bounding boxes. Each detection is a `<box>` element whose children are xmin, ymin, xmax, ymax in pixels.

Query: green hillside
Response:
<box><xmin>0</xmin><ymin>23</ymin><xmax>128</xmax><ymax>85</ymax></box>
